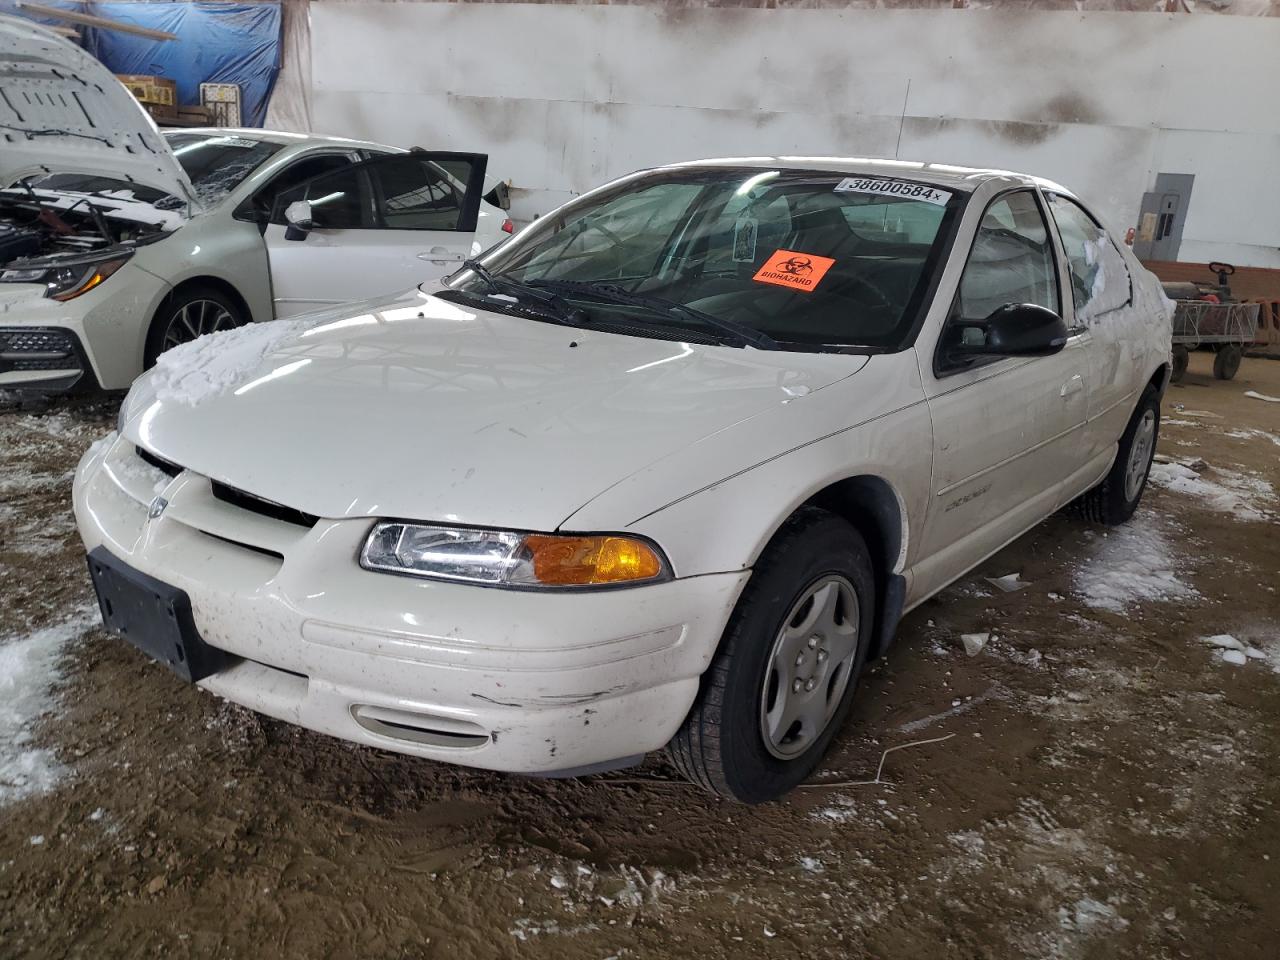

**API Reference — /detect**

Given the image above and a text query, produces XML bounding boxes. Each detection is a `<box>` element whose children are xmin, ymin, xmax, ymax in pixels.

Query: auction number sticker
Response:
<box><xmin>752</xmin><ymin>249</ymin><xmax>835</xmax><ymax>293</ymax></box>
<box><xmin>834</xmin><ymin>177</ymin><xmax>951</xmax><ymax>206</ymax></box>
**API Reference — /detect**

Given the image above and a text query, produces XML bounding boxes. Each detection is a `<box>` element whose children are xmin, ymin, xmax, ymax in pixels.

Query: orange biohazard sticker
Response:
<box><xmin>752</xmin><ymin>249</ymin><xmax>835</xmax><ymax>293</ymax></box>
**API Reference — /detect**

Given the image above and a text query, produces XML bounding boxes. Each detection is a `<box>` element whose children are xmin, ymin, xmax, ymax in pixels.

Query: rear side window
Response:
<box><xmin>372</xmin><ymin>156</ymin><xmax>475</xmax><ymax>230</ymax></box>
<box><xmin>957</xmin><ymin>191</ymin><xmax>1060</xmax><ymax>320</ymax></box>
<box><xmin>1047</xmin><ymin>194</ymin><xmax>1131</xmax><ymax>322</ymax></box>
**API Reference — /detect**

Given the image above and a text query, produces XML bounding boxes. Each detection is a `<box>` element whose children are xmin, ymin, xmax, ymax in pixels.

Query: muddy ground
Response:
<box><xmin>1</xmin><ymin>351</ymin><xmax>1278</xmax><ymax>960</ymax></box>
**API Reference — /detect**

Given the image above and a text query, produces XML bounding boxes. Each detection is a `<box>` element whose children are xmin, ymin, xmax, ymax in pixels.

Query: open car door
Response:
<box><xmin>263</xmin><ymin>151</ymin><xmax>488</xmax><ymax>317</ymax></box>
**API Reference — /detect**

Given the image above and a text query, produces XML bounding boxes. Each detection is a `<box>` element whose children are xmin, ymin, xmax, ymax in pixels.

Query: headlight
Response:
<box><xmin>360</xmin><ymin>522</ymin><xmax>670</xmax><ymax>588</ymax></box>
<box><xmin>0</xmin><ymin>252</ymin><xmax>131</xmax><ymax>301</ymax></box>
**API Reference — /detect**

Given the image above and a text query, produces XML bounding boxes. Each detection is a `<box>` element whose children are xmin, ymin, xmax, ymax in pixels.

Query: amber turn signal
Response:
<box><xmin>520</xmin><ymin>534</ymin><xmax>665</xmax><ymax>586</ymax></box>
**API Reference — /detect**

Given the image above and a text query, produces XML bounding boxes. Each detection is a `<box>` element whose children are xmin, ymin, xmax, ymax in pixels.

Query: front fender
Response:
<box><xmin>563</xmin><ymin>351</ymin><xmax>933</xmax><ymax>580</ymax></box>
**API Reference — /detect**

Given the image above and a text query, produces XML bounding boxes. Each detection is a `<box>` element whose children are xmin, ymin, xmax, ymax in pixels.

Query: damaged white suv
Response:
<box><xmin>75</xmin><ymin>156</ymin><xmax>1172</xmax><ymax>802</ymax></box>
<box><xmin>0</xmin><ymin>16</ymin><xmax>508</xmax><ymax>395</ymax></box>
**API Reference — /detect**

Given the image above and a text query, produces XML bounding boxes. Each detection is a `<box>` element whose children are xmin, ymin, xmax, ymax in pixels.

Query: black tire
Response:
<box><xmin>1213</xmin><ymin>344</ymin><xmax>1241</xmax><ymax>380</ymax></box>
<box><xmin>1171</xmin><ymin>346</ymin><xmax>1189</xmax><ymax>383</ymax></box>
<box><xmin>666</xmin><ymin>507</ymin><xmax>876</xmax><ymax>803</ymax></box>
<box><xmin>144</xmin><ymin>285</ymin><xmax>247</xmax><ymax>368</ymax></box>
<box><xmin>1066</xmin><ymin>384</ymin><xmax>1161</xmax><ymax>526</ymax></box>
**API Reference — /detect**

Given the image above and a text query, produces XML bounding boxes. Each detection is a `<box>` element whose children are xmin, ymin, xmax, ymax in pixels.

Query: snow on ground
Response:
<box><xmin>1072</xmin><ymin>513</ymin><xmax>1197</xmax><ymax>613</ymax></box>
<box><xmin>0</xmin><ymin>608</ymin><xmax>98</xmax><ymax>805</ymax></box>
<box><xmin>1224</xmin><ymin>428</ymin><xmax>1280</xmax><ymax>448</ymax></box>
<box><xmin>151</xmin><ymin>319</ymin><xmax>320</xmax><ymax>407</ymax></box>
<box><xmin>1149</xmin><ymin>461</ymin><xmax>1275</xmax><ymax>521</ymax></box>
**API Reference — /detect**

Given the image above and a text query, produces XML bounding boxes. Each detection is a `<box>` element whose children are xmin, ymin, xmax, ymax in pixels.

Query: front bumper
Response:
<box><xmin>0</xmin><ymin>325</ymin><xmax>98</xmax><ymax>393</ymax></box>
<box><xmin>74</xmin><ymin>435</ymin><xmax>748</xmax><ymax>775</ymax></box>
<box><xmin>0</xmin><ymin>262</ymin><xmax>169</xmax><ymax>393</ymax></box>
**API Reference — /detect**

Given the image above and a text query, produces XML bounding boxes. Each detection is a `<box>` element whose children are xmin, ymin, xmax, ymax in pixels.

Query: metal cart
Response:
<box><xmin>1164</xmin><ymin>263</ymin><xmax>1260</xmax><ymax>382</ymax></box>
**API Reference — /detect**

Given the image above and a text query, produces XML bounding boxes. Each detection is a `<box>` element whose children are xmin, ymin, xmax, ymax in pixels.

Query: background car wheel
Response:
<box><xmin>666</xmin><ymin>507</ymin><xmax>876</xmax><ymax>803</ymax></box>
<box><xmin>1171</xmin><ymin>346</ymin><xmax>1189</xmax><ymax>383</ymax></box>
<box><xmin>1065</xmin><ymin>384</ymin><xmax>1161</xmax><ymax>526</ymax></box>
<box><xmin>1212</xmin><ymin>344</ymin><xmax>1242</xmax><ymax>380</ymax></box>
<box><xmin>144</xmin><ymin>285</ymin><xmax>247</xmax><ymax>368</ymax></box>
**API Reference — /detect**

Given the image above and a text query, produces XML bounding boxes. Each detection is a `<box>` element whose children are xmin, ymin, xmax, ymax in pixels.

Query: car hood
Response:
<box><xmin>122</xmin><ymin>288</ymin><xmax>869</xmax><ymax>530</ymax></box>
<box><xmin>0</xmin><ymin>15</ymin><xmax>200</xmax><ymax>211</ymax></box>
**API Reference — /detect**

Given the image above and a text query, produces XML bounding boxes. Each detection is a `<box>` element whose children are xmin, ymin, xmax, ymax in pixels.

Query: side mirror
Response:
<box><xmin>951</xmin><ymin>303</ymin><xmax>1069</xmax><ymax>359</ymax></box>
<box><xmin>284</xmin><ymin>200</ymin><xmax>314</xmax><ymax>241</ymax></box>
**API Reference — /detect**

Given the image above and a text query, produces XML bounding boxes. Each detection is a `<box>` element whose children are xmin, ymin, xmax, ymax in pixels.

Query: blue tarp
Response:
<box><xmin>1</xmin><ymin>2</ymin><xmax>281</xmax><ymax>127</ymax></box>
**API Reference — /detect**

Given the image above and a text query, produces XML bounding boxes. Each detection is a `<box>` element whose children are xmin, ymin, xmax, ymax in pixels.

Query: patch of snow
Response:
<box><xmin>0</xmin><ymin>608</ymin><xmax>98</xmax><ymax>806</ymax></box>
<box><xmin>1204</xmin><ymin>634</ymin><xmax>1244</xmax><ymax>651</ymax></box>
<box><xmin>1161</xmin><ymin>418</ymin><xmax>1198</xmax><ymax>427</ymax></box>
<box><xmin>29</xmin><ymin>834</ymin><xmax>44</xmax><ymax>846</ymax></box>
<box><xmin>962</xmin><ymin>632</ymin><xmax>991</xmax><ymax>657</ymax></box>
<box><xmin>1224</xmin><ymin>428</ymin><xmax>1280</xmax><ymax>448</ymax></box>
<box><xmin>799</xmin><ymin>856</ymin><xmax>824</xmax><ymax>873</ymax></box>
<box><xmin>1220</xmin><ymin>650</ymin><xmax>1248</xmax><ymax>667</ymax></box>
<box><xmin>1073</xmin><ymin>515</ymin><xmax>1197</xmax><ymax>613</ymax></box>
<box><xmin>1244</xmin><ymin>390</ymin><xmax>1280</xmax><ymax>403</ymax></box>
<box><xmin>986</xmin><ymin>573</ymin><xmax>1030</xmax><ymax>593</ymax></box>
<box><xmin>150</xmin><ymin>319</ymin><xmax>318</xmax><ymax>407</ymax></box>
<box><xmin>1149</xmin><ymin>461</ymin><xmax>1275</xmax><ymax>521</ymax></box>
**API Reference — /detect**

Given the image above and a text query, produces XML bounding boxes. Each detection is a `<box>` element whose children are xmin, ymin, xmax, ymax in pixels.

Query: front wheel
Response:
<box><xmin>666</xmin><ymin>508</ymin><xmax>875</xmax><ymax>803</ymax></box>
<box><xmin>144</xmin><ymin>286</ymin><xmax>247</xmax><ymax>368</ymax></box>
<box><xmin>1066</xmin><ymin>384</ymin><xmax>1161</xmax><ymax>526</ymax></box>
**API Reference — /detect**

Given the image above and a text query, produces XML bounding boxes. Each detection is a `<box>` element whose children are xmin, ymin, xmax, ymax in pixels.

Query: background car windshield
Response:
<box><xmin>164</xmin><ymin>133</ymin><xmax>283</xmax><ymax>205</ymax></box>
<box><xmin>474</xmin><ymin>167</ymin><xmax>960</xmax><ymax>349</ymax></box>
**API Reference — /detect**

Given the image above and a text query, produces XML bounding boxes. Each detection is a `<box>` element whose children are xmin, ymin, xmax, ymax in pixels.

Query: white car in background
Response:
<box><xmin>0</xmin><ymin>15</ymin><xmax>510</xmax><ymax>395</ymax></box>
<box><xmin>75</xmin><ymin>154</ymin><xmax>1172</xmax><ymax>802</ymax></box>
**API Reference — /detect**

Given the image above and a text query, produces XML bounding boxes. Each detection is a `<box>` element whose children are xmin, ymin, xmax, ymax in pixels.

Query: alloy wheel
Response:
<box><xmin>162</xmin><ymin>299</ymin><xmax>239</xmax><ymax>350</ymax></box>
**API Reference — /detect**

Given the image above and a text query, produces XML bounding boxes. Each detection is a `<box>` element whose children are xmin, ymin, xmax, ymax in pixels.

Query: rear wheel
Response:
<box><xmin>1171</xmin><ymin>346</ymin><xmax>1189</xmax><ymax>383</ymax></box>
<box><xmin>1066</xmin><ymin>384</ymin><xmax>1160</xmax><ymax>526</ymax></box>
<box><xmin>144</xmin><ymin>286</ymin><xmax>247</xmax><ymax>368</ymax></box>
<box><xmin>666</xmin><ymin>508</ymin><xmax>875</xmax><ymax>803</ymax></box>
<box><xmin>1213</xmin><ymin>344</ymin><xmax>1242</xmax><ymax>380</ymax></box>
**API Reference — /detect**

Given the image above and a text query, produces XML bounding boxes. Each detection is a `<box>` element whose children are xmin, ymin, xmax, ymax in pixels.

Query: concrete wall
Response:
<box><xmin>309</xmin><ymin>3</ymin><xmax>1280</xmax><ymax>267</ymax></box>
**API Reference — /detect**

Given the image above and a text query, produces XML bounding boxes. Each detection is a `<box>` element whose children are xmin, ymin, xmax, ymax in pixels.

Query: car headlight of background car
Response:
<box><xmin>360</xmin><ymin>522</ymin><xmax>671</xmax><ymax>588</ymax></box>
<box><xmin>0</xmin><ymin>250</ymin><xmax>132</xmax><ymax>301</ymax></box>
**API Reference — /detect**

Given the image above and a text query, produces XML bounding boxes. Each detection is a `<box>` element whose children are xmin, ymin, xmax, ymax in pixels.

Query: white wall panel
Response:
<box><xmin>310</xmin><ymin>3</ymin><xmax>1280</xmax><ymax>266</ymax></box>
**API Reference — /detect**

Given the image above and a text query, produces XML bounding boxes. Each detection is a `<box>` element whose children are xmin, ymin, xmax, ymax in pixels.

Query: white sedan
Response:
<box><xmin>75</xmin><ymin>157</ymin><xmax>1172</xmax><ymax>802</ymax></box>
<box><xmin>0</xmin><ymin>15</ymin><xmax>509</xmax><ymax>395</ymax></box>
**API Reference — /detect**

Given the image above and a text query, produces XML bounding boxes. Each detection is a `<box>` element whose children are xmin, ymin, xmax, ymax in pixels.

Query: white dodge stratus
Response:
<box><xmin>75</xmin><ymin>158</ymin><xmax>1172</xmax><ymax>802</ymax></box>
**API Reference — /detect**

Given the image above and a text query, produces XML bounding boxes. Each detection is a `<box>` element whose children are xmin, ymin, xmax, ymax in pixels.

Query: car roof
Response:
<box><xmin>164</xmin><ymin>127</ymin><xmax>400</xmax><ymax>154</ymax></box>
<box><xmin>660</xmin><ymin>156</ymin><xmax>1072</xmax><ymax>196</ymax></box>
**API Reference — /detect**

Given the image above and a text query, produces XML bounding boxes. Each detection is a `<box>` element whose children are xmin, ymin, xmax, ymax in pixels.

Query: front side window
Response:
<box><xmin>956</xmin><ymin>191</ymin><xmax>1060</xmax><ymax>321</ymax></box>
<box><xmin>1047</xmin><ymin>194</ymin><xmax>1131</xmax><ymax>322</ymax></box>
<box><xmin>451</xmin><ymin>167</ymin><xmax>962</xmax><ymax>351</ymax></box>
<box><xmin>275</xmin><ymin>165</ymin><xmax>374</xmax><ymax>229</ymax></box>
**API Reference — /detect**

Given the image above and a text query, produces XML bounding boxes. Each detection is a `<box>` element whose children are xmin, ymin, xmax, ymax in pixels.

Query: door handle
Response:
<box><xmin>417</xmin><ymin>247</ymin><xmax>465</xmax><ymax>263</ymax></box>
<box><xmin>1060</xmin><ymin>374</ymin><xmax>1084</xmax><ymax>398</ymax></box>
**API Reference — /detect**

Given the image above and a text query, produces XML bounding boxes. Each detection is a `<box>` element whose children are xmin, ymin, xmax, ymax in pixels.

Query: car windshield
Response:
<box><xmin>165</xmin><ymin>133</ymin><xmax>283</xmax><ymax>204</ymax></box>
<box><xmin>28</xmin><ymin>134</ymin><xmax>282</xmax><ymax>209</ymax></box>
<box><xmin>453</xmin><ymin>167</ymin><xmax>963</xmax><ymax>351</ymax></box>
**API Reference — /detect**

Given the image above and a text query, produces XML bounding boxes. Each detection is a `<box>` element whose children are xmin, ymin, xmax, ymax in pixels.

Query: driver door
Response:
<box><xmin>263</xmin><ymin>152</ymin><xmax>488</xmax><ymax>317</ymax></box>
<box><xmin>913</xmin><ymin>189</ymin><xmax>1089</xmax><ymax>596</ymax></box>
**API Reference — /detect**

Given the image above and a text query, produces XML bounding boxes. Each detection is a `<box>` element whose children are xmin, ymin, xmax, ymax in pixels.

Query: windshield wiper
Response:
<box><xmin>459</xmin><ymin>260</ymin><xmax>588</xmax><ymax>327</ymax></box>
<box><xmin>527</xmin><ymin>279</ymin><xmax>780</xmax><ymax>350</ymax></box>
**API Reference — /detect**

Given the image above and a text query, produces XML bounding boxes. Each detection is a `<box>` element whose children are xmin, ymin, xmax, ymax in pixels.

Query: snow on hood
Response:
<box><xmin>0</xmin><ymin>15</ymin><xmax>200</xmax><ymax>211</ymax></box>
<box><xmin>122</xmin><ymin>289</ymin><xmax>867</xmax><ymax>530</ymax></box>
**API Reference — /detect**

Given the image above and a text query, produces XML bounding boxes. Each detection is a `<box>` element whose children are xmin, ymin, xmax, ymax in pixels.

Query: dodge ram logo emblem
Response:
<box><xmin>148</xmin><ymin>496</ymin><xmax>169</xmax><ymax>520</ymax></box>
